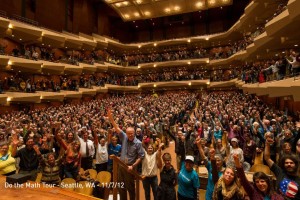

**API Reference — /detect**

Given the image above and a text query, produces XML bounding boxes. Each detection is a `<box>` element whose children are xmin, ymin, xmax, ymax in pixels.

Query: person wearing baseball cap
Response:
<box><xmin>177</xmin><ymin>155</ymin><xmax>200</xmax><ymax>200</ymax></box>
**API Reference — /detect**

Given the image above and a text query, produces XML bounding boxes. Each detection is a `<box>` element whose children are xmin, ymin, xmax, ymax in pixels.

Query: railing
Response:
<box><xmin>110</xmin><ymin>155</ymin><xmax>145</xmax><ymax>200</ymax></box>
<box><xmin>0</xmin><ymin>10</ymin><xmax>7</xmax><ymax>18</ymax></box>
<box><xmin>11</xmin><ymin>14</ymin><xmax>38</xmax><ymax>27</ymax></box>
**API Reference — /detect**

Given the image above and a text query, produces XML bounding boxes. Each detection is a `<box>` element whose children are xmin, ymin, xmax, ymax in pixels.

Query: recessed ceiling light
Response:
<box><xmin>188</xmin><ymin>39</ymin><xmax>191</xmax><ymax>43</ymax></box>
<box><xmin>12</xmin><ymin>34</ymin><xmax>14</xmax><ymax>37</ymax></box>
<box><xmin>134</xmin><ymin>12</ymin><xmax>140</xmax><ymax>17</ymax></box>
<box><xmin>174</xmin><ymin>6</ymin><xmax>180</xmax><ymax>11</ymax></box>
<box><xmin>124</xmin><ymin>14</ymin><xmax>130</xmax><ymax>19</ymax></box>
<box><xmin>209</xmin><ymin>0</ymin><xmax>216</xmax><ymax>4</ymax></box>
<box><xmin>136</xmin><ymin>0</ymin><xmax>142</xmax><ymax>4</ymax></box>
<box><xmin>144</xmin><ymin>11</ymin><xmax>150</xmax><ymax>16</ymax></box>
<box><xmin>19</xmin><ymin>38</ymin><xmax>22</xmax><ymax>41</ymax></box>
<box><xmin>154</xmin><ymin>43</ymin><xmax>157</xmax><ymax>46</ymax></box>
<box><xmin>122</xmin><ymin>1</ymin><xmax>129</xmax><ymax>6</ymax></box>
<box><xmin>42</xmin><ymin>43</ymin><xmax>44</xmax><ymax>46</ymax></box>
<box><xmin>115</xmin><ymin>3</ymin><xmax>121</xmax><ymax>7</ymax></box>
<box><xmin>295</xmin><ymin>44</ymin><xmax>298</xmax><ymax>47</ymax></box>
<box><xmin>165</xmin><ymin>8</ymin><xmax>170</xmax><ymax>13</ymax></box>
<box><xmin>196</xmin><ymin>2</ymin><xmax>204</xmax><ymax>7</ymax></box>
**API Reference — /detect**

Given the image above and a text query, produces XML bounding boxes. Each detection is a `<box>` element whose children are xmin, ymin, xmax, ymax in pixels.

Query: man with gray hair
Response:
<box><xmin>108</xmin><ymin>109</ymin><xmax>144</xmax><ymax>200</ymax></box>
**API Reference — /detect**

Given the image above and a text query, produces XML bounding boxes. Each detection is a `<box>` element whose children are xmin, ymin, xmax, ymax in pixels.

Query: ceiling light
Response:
<box><xmin>138</xmin><ymin>45</ymin><xmax>141</xmax><ymax>48</ymax></box>
<box><xmin>8</xmin><ymin>60</ymin><xmax>12</xmax><ymax>65</ymax></box>
<box><xmin>206</xmin><ymin>60</ymin><xmax>210</xmax><ymax>63</ymax></box>
<box><xmin>205</xmin><ymin>37</ymin><xmax>209</xmax><ymax>40</ymax></box>
<box><xmin>19</xmin><ymin>38</ymin><xmax>22</xmax><ymax>41</ymax></box>
<box><xmin>154</xmin><ymin>64</ymin><xmax>157</xmax><ymax>67</ymax></box>
<box><xmin>115</xmin><ymin>3</ymin><xmax>121</xmax><ymax>7</ymax></box>
<box><xmin>154</xmin><ymin>84</ymin><xmax>157</xmax><ymax>87</ymax></box>
<box><xmin>196</xmin><ymin>2</ymin><xmax>204</xmax><ymax>7</ymax></box>
<box><xmin>136</xmin><ymin>0</ymin><xmax>142</xmax><ymax>4</ymax></box>
<box><xmin>174</xmin><ymin>6</ymin><xmax>180</xmax><ymax>11</ymax></box>
<box><xmin>154</xmin><ymin>43</ymin><xmax>157</xmax><ymax>46</ymax></box>
<box><xmin>124</xmin><ymin>14</ymin><xmax>130</xmax><ymax>19</ymax></box>
<box><xmin>144</xmin><ymin>11</ymin><xmax>150</xmax><ymax>16</ymax></box>
<box><xmin>187</xmin><ymin>39</ymin><xmax>191</xmax><ymax>43</ymax></box>
<box><xmin>207</xmin><ymin>81</ymin><xmax>210</xmax><ymax>85</ymax></box>
<box><xmin>295</xmin><ymin>44</ymin><xmax>298</xmax><ymax>47</ymax></box>
<box><xmin>7</xmin><ymin>97</ymin><xmax>12</xmax><ymax>102</ymax></box>
<box><xmin>188</xmin><ymin>82</ymin><xmax>192</xmax><ymax>86</ymax></box>
<box><xmin>134</xmin><ymin>12</ymin><xmax>140</xmax><ymax>17</ymax></box>
<box><xmin>138</xmin><ymin>65</ymin><xmax>141</xmax><ymax>68</ymax></box>
<box><xmin>209</xmin><ymin>0</ymin><xmax>216</xmax><ymax>4</ymax></box>
<box><xmin>165</xmin><ymin>8</ymin><xmax>171</xmax><ymax>13</ymax></box>
<box><xmin>8</xmin><ymin>24</ymin><xmax>13</xmax><ymax>29</ymax></box>
<box><xmin>187</xmin><ymin>61</ymin><xmax>191</xmax><ymax>65</ymax></box>
<box><xmin>122</xmin><ymin>1</ymin><xmax>129</xmax><ymax>6</ymax></box>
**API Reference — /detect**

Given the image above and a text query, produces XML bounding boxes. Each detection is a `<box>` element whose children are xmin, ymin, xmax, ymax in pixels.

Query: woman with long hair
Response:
<box><xmin>233</xmin><ymin>154</ymin><xmax>284</xmax><ymax>200</ymax></box>
<box><xmin>141</xmin><ymin>140</ymin><xmax>163</xmax><ymax>200</ymax></box>
<box><xmin>56</xmin><ymin>130</ymin><xmax>81</xmax><ymax>180</ymax></box>
<box><xmin>212</xmin><ymin>165</ymin><xmax>244</xmax><ymax>200</ymax></box>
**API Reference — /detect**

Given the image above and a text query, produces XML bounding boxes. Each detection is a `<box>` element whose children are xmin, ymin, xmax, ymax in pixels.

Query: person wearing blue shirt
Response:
<box><xmin>196</xmin><ymin>138</ymin><xmax>224</xmax><ymax>200</ymax></box>
<box><xmin>177</xmin><ymin>155</ymin><xmax>200</xmax><ymax>200</ymax></box>
<box><xmin>107</xmin><ymin>136</ymin><xmax>122</xmax><ymax>173</ymax></box>
<box><xmin>108</xmin><ymin>109</ymin><xmax>145</xmax><ymax>200</ymax></box>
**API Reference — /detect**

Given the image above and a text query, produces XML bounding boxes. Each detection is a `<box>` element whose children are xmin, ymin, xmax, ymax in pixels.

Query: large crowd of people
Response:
<box><xmin>0</xmin><ymin>90</ymin><xmax>299</xmax><ymax>200</ymax></box>
<box><xmin>0</xmin><ymin>47</ymin><xmax>299</xmax><ymax>94</ymax></box>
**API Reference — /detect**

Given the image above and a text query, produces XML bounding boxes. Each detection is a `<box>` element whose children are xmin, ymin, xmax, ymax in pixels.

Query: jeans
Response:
<box><xmin>142</xmin><ymin>176</ymin><xmax>158</xmax><ymax>200</ymax></box>
<box><xmin>64</xmin><ymin>163</ymin><xmax>78</xmax><ymax>179</ymax></box>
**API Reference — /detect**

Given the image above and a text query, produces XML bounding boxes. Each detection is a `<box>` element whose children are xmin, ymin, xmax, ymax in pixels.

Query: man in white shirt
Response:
<box><xmin>78</xmin><ymin>129</ymin><xmax>95</xmax><ymax>170</ymax></box>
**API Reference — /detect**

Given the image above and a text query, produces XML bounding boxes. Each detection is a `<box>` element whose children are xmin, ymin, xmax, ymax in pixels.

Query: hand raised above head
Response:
<box><xmin>232</xmin><ymin>153</ymin><xmax>239</xmax><ymax>161</ymax></box>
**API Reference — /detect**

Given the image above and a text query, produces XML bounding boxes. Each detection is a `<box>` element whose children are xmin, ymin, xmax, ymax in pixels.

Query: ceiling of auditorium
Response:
<box><xmin>102</xmin><ymin>0</ymin><xmax>233</xmax><ymax>21</ymax></box>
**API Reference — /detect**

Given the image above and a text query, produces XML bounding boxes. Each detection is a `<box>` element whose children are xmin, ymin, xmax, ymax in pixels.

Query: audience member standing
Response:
<box><xmin>108</xmin><ymin>109</ymin><xmax>145</xmax><ymax>200</ymax></box>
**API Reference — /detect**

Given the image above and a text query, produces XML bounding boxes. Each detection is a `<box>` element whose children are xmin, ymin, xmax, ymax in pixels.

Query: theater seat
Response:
<box><xmin>249</xmin><ymin>164</ymin><xmax>271</xmax><ymax>175</ymax></box>
<box><xmin>60</xmin><ymin>178</ymin><xmax>76</xmax><ymax>191</ymax></box>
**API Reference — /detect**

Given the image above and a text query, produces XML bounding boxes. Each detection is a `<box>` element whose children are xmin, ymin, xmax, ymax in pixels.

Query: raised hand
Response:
<box><xmin>11</xmin><ymin>134</ymin><xmax>20</xmax><ymax>146</ymax></box>
<box><xmin>233</xmin><ymin>153</ymin><xmax>239</xmax><ymax>161</ymax></box>
<box><xmin>195</xmin><ymin>137</ymin><xmax>201</xmax><ymax>148</ymax></box>
<box><xmin>33</xmin><ymin>145</ymin><xmax>40</xmax><ymax>153</ymax></box>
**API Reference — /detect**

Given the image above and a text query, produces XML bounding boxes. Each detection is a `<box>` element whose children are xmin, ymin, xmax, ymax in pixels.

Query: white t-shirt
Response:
<box><xmin>95</xmin><ymin>142</ymin><xmax>108</xmax><ymax>164</ymax></box>
<box><xmin>142</xmin><ymin>151</ymin><xmax>158</xmax><ymax>177</ymax></box>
